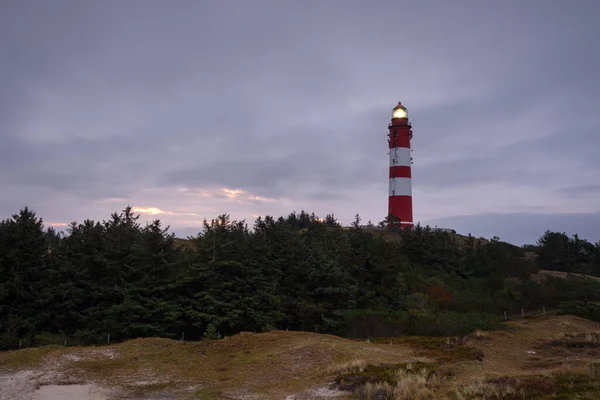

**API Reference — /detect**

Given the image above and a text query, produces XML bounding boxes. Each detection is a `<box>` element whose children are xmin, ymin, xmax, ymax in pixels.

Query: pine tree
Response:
<box><xmin>0</xmin><ymin>207</ymin><xmax>51</xmax><ymax>344</ymax></box>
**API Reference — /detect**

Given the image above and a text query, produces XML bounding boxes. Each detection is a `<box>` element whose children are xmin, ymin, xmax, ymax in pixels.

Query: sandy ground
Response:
<box><xmin>0</xmin><ymin>372</ymin><xmax>344</xmax><ymax>400</ymax></box>
<box><xmin>0</xmin><ymin>371</ymin><xmax>38</xmax><ymax>400</ymax></box>
<box><xmin>33</xmin><ymin>384</ymin><xmax>110</xmax><ymax>400</ymax></box>
<box><xmin>0</xmin><ymin>371</ymin><xmax>112</xmax><ymax>400</ymax></box>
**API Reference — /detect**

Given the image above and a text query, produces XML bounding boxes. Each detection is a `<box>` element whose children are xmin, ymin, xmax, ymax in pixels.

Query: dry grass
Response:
<box><xmin>471</xmin><ymin>330</ymin><xmax>491</xmax><ymax>341</ymax></box>
<box><xmin>0</xmin><ymin>345</ymin><xmax>62</xmax><ymax>371</ymax></box>
<box><xmin>346</xmin><ymin>364</ymin><xmax>600</xmax><ymax>399</ymax></box>
<box><xmin>356</xmin><ymin>366</ymin><xmax>441</xmax><ymax>399</ymax></box>
<box><xmin>337</xmin><ymin>316</ymin><xmax>600</xmax><ymax>399</ymax></box>
<box><xmin>531</xmin><ymin>269</ymin><xmax>600</xmax><ymax>283</ymax></box>
<box><xmin>394</xmin><ymin>368</ymin><xmax>435</xmax><ymax>399</ymax></box>
<box><xmin>455</xmin><ymin>315</ymin><xmax>600</xmax><ymax>379</ymax></box>
<box><xmin>451</xmin><ymin>377</ymin><xmax>523</xmax><ymax>399</ymax></box>
<box><xmin>591</xmin><ymin>362</ymin><xmax>600</xmax><ymax>378</ymax></box>
<box><xmin>328</xmin><ymin>359</ymin><xmax>367</xmax><ymax>375</ymax></box>
<box><xmin>375</xmin><ymin>336</ymin><xmax>484</xmax><ymax>363</ymax></box>
<box><xmin>548</xmin><ymin>332</ymin><xmax>599</xmax><ymax>347</ymax></box>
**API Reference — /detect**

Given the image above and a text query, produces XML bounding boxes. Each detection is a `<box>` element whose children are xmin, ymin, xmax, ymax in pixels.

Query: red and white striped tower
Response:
<box><xmin>388</xmin><ymin>102</ymin><xmax>413</xmax><ymax>228</ymax></box>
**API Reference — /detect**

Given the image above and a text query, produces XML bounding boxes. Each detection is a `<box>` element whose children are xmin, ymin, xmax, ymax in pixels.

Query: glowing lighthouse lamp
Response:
<box><xmin>387</xmin><ymin>102</ymin><xmax>414</xmax><ymax>228</ymax></box>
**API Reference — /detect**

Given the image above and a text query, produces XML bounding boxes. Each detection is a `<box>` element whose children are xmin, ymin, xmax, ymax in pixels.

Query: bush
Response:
<box><xmin>32</xmin><ymin>332</ymin><xmax>68</xmax><ymax>347</ymax></box>
<box><xmin>339</xmin><ymin>310</ymin><xmax>410</xmax><ymax>338</ymax></box>
<box><xmin>0</xmin><ymin>334</ymin><xmax>20</xmax><ymax>350</ymax></box>
<box><xmin>591</xmin><ymin>362</ymin><xmax>600</xmax><ymax>379</ymax></box>
<box><xmin>203</xmin><ymin>324</ymin><xmax>220</xmax><ymax>340</ymax></box>
<box><xmin>339</xmin><ymin>310</ymin><xmax>505</xmax><ymax>338</ymax></box>
<box><xmin>409</xmin><ymin>311</ymin><xmax>505</xmax><ymax>336</ymax></box>
<box><xmin>559</xmin><ymin>301</ymin><xmax>600</xmax><ymax>322</ymax></box>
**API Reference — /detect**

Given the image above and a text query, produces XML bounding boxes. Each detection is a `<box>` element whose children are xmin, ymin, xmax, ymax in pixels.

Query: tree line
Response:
<box><xmin>1</xmin><ymin>206</ymin><xmax>599</xmax><ymax>349</ymax></box>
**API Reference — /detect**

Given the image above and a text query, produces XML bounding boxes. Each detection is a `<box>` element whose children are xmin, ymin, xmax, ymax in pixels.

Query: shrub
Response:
<box><xmin>339</xmin><ymin>310</ymin><xmax>410</xmax><ymax>338</ymax></box>
<box><xmin>339</xmin><ymin>310</ymin><xmax>505</xmax><ymax>338</ymax></box>
<box><xmin>559</xmin><ymin>301</ymin><xmax>600</xmax><ymax>322</ymax></box>
<box><xmin>408</xmin><ymin>311</ymin><xmax>505</xmax><ymax>336</ymax></box>
<box><xmin>591</xmin><ymin>362</ymin><xmax>600</xmax><ymax>379</ymax></box>
<box><xmin>203</xmin><ymin>324</ymin><xmax>220</xmax><ymax>340</ymax></box>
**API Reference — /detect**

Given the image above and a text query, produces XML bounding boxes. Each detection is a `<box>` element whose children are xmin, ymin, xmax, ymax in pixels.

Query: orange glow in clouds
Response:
<box><xmin>132</xmin><ymin>207</ymin><xmax>199</xmax><ymax>217</ymax></box>
<box><xmin>223</xmin><ymin>188</ymin><xmax>245</xmax><ymax>198</ymax></box>
<box><xmin>221</xmin><ymin>188</ymin><xmax>274</xmax><ymax>202</ymax></box>
<box><xmin>132</xmin><ymin>207</ymin><xmax>172</xmax><ymax>215</ymax></box>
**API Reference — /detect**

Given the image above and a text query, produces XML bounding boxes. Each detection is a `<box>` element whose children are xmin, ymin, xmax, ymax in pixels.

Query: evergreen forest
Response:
<box><xmin>1</xmin><ymin>206</ymin><xmax>600</xmax><ymax>350</ymax></box>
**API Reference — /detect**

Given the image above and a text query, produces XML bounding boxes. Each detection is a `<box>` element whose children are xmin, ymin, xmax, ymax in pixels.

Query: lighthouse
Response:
<box><xmin>388</xmin><ymin>102</ymin><xmax>413</xmax><ymax>227</ymax></box>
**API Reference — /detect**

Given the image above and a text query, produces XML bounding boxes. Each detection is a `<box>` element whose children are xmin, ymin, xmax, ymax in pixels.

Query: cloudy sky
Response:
<box><xmin>1</xmin><ymin>0</ymin><xmax>599</xmax><ymax>245</ymax></box>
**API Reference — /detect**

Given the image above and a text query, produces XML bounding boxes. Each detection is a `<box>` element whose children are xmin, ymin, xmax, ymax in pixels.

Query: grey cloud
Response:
<box><xmin>426</xmin><ymin>212</ymin><xmax>600</xmax><ymax>246</ymax></box>
<box><xmin>415</xmin><ymin>123</ymin><xmax>600</xmax><ymax>190</ymax></box>
<box><xmin>302</xmin><ymin>191</ymin><xmax>349</xmax><ymax>202</ymax></box>
<box><xmin>0</xmin><ymin>134</ymin><xmax>152</xmax><ymax>203</ymax></box>
<box><xmin>157</xmin><ymin>108</ymin><xmax>391</xmax><ymax>199</ymax></box>
<box><xmin>560</xmin><ymin>185</ymin><xmax>600</xmax><ymax>196</ymax></box>
<box><xmin>159</xmin><ymin>148</ymin><xmax>383</xmax><ymax>199</ymax></box>
<box><xmin>2</xmin><ymin>0</ymin><xmax>600</xmax><ymax>243</ymax></box>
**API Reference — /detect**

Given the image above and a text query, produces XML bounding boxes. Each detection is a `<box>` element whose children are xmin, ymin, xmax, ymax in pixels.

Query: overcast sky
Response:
<box><xmin>1</xmin><ymin>0</ymin><xmax>599</xmax><ymax>245</ymax></box>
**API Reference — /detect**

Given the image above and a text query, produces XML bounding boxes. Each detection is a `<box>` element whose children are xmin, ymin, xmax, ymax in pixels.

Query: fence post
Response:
<box><xmin>64</xmin><ymin>340</ymin><xmax>67</xmax><ymax>347</ymax></box>
<box><xmin>521</xmin><ymin>309</ymin><xmax>524</xmax><ymax>319</ymax></box>
<box><xmin>181</xmin><ymin>332</ymin><xmax>184</xmax><ymax>342</ymax></box>
<box><xmin>19</xmin><ymin>340</ymin><xmax>22</xmax><ymax>348</ymax></box>
<box><xmin>107</xmin><ymin>334</ymin><xmax>110</xmax><ymax>344</ymax></box>
<box><xmin>504</xmin><ymin>311</ymin><xmax>507</xmax><ymax>321</ymax></box>
<box><xmin>543</xmin><ymin>306</ymin><xmax>546</xmax><ymax>316</ymax></box>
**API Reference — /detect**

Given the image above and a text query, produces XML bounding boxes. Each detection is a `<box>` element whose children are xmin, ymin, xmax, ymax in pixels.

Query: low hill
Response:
<box><xmin>531</xmin><ymin>269</ymin><xmax>600</xmax><ymax>283</ymax></box>
<box><xmin>1</xmin><ymin>315</ymin><xmax>599</xmax><ymax>399</ymax></box>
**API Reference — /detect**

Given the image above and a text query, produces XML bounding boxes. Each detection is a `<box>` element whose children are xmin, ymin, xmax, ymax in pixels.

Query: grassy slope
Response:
<box><xmin>0</xmin><ymin>330</ymin><xmax>424</xmax><ymax>399</ymax></box>
<box><xmin>1</xmin><ymin>315</ymin><xmax>599</xmax><ymax>399</ymax></box>
<box><xmin>531</xmin><ymin>269</ymin><xmax>600</xmax><ymax>283</ymax></box>
<box><xmin>460</xmin><ymin>315</ymin><xmax>599</xmax><ymax>377</ymax></box>
<box><xmin>340</xmin><ymin>315</ymin><xmax>600</xmax><ymax>399</ymax></box>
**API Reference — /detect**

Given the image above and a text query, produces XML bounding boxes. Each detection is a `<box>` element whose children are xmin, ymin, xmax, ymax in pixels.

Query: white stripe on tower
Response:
<box><xmin>389</xmin><ymin>147</ymin><xmax>411</xmax><ymax>167</ymax></box>
<box><xmin>389</xmin><ymin>177</ymin><xmax>412</xmax><ymax>196</ymax></box>
<box><xmin>389</xmin><ymin>147</ymin><xmax>412</xmax><ymax>197</ymax></box>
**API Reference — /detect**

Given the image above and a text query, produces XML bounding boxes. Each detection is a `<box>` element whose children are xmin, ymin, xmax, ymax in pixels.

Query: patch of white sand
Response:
<box><xmin>33</xmin><ymin>384</ymin><xmax>109</xmax><ymax>400</ymax></box>
<box><xmin>0</xmin><ymin>371</ymin><xmax>40</xmax><ymax>400</ymax></box>
<box><xmin>287</xmin><ymin>384</ymin><xmax>347</xmax><ymax>399</ymax></box>
<box><xmin>310</xmin><ymin>386</ymin><xmax>345</xmax><ymax>398</ymax></box>
<box><xmin>0</xmin><ymin>372</ymin><xmax>112</xmax><ymax>400</ymax></box>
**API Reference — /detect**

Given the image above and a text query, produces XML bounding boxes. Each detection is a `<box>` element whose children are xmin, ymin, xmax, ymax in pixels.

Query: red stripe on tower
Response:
<box><xmin>387</xmin><ymin>102</ymin><xmax>414</xmax><ymax>228</ymax></box>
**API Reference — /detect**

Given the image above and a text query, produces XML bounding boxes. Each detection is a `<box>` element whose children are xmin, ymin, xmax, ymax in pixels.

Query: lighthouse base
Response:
<box><xmin>386</xmin><ymin>222</ymin><xmax>414</xmax><ymax>230</ymax></box>
<box><xmin>388</xmin><ymin>195</ymin><xmax>413</xmax><ymax>228</ymax></box>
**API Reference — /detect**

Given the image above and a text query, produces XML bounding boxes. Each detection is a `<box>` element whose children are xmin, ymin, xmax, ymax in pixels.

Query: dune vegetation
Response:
<box><xmin>1</xmin><ymin>315</ymin><xmax>599</xmax><ymax>399</ymax></box>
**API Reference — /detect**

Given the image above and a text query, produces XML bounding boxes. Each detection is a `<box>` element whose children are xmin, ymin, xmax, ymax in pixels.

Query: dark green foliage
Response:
<box><xmin>337</xmin><ymin>309</ymin><xmax>504</xmax><ymax>338</ymax></box>
<box><xmin>559</xmin><ymin>301</ymin><xmax>600</xmax><ymax>322</ymax></box>
<box><xmin>407</xmin><ymin>311</ymin><xmax>504</xmax><ymax>336</ymax></box>
<box><xmin>0</xmin><ymin>207</ymin><xmax>50</xmax><ymax>346</ymax></box>
<box><xmin>339</xmin><ymin>310</ymin><xmax>411</xmax><ymax>338</ymax></box>
<box><xmin>202</xmin><ymin>324</ymin><xmax>220</xmax><ymax>340</ymax></box>
<box><xmin>1</xmin><ymin>206</ymin><xmax>599</xmax><ymax>349</ymax></box>
<box><xmin>536</xmin><ymin>231</ymin><xmax>600</xmax><ymax>276</ymax></box>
